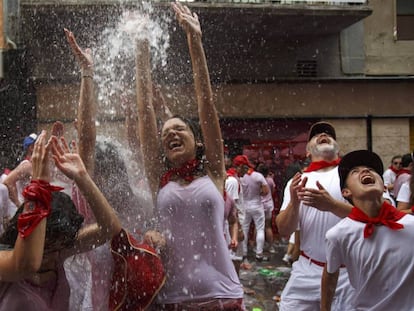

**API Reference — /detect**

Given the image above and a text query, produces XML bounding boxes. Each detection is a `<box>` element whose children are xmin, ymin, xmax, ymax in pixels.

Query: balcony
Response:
<box><xmin>17</xmin><ymin>0</ymin><xmax>371</xmax><ymax>82</ymax></box>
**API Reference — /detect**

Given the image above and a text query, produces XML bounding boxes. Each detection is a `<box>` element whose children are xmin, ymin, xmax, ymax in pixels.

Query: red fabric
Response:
<box><xmin>388</xmin><ymin>165</ymin><xmax>400</xmax><ymax>175</ymax></box>
<box><xmin>18</xmin><ymin>180</ymin><xmax>63</xmax><ymax>238</ymax></box>
<box><xmin>348</xmin><ymin>201</ymin><xmax>406</xmax><ymax>238</ymax></box>
<box><xmin>226</xmin><ymin>168</ymin><xmax>237</xmax><ymax>177</ymax></box>
<box><xmin>411</xmin><ymin>205</ymin><xmax>414</xmax><ymax>214</ymax></box>
<box><xmin>396</xmin><ymin>168</ymin><xmax>411</xmax><ymax>177</ymax></box>
<box><xmin>109</xmin><ymin>228</ymin><xmax>166</xmax><ymax>311</ymax></box>
<box><xmin>303</xmin><ymin>158</ymin><xmax>341</xmax><ymax>173</ymax></box>
<box><xmin>247</xmin><ymin>168</ymin><xmax>254</xmax><ymax>175</ymax></box>
<box><xmin>160</xmin><ymin>159</ymin><xmax>200</xmax><ymax>188</ymax></box>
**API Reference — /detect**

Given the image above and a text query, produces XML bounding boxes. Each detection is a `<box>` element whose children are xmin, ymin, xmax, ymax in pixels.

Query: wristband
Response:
<box><xmin>18</xmin><ymin>180</ymin><xmax>64</xmax><ymax>238</ymax></box>
<box><xmin>411</xmin><ymin>205</ymin><xmax>414</xmax><ymax>214</ymax></box>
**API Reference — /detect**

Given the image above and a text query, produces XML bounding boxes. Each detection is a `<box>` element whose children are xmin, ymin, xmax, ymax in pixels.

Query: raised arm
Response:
<box><xmin>0</xmin><ymin>131</ymin><xmax>51</xmax><ymax>281</ymax></box>
<box><xmin>276</xmin><ymin>173</ymin><xmax>305</xmax><ymax>237</ymax></box>
<box><xmin>3</xmin><ymin>160</ymin><xmax>32</xmax><ymax>207</ymax></box>
<box><xmin>64</xmin><ymin>28</ymin><xmax>97</xmax><ymax>177</ymax></box>
<box><xmin>172</xmin><ymin>3</ymin><xmax>225</xmax><ymax>191</ymax></box>
<box><xmin>136</xmin><ymin>37</ymin><xmax>162</xmax><ymax>203</ymax></box>
<box><xmin>51</xmin><ymin>137</ymin><xmax>122</xmax><ymax>256</ymax></box>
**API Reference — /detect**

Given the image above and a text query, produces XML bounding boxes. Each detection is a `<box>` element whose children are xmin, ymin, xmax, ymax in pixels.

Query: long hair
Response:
<box><xmin>0</xmin><ymin>191</ymin><xmax>84</xmax><ymax>249</ymax></box>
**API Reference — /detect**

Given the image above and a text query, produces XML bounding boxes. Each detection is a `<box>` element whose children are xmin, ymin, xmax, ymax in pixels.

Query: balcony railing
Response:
<box><xmin>21</xmin><ymin>0</ymin><xmax>368</xmax><ymax>5</ymax></box>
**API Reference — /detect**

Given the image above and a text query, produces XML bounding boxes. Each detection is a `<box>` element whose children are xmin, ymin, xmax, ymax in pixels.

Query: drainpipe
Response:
<box><xmin>366</xmin><ymin>114</ymin><xmax>372</xmax><ymax>151</ymax></box>
<box><xmin>0</xmin><ymin>0</ymin><xmax>18</xmax><ymax>79</ymax></box>
<box><xmin>1</xmin><ymin>0</ymin><xmax>5</xmax><ymax>78</ymax></box>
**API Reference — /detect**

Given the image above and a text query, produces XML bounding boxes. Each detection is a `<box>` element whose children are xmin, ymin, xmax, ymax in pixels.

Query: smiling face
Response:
<box><xmin>342</xmin><ymin>166</ymin><xmax>384</xmax><ymax>203</ymax></box>
<box><xmin>161</xmin><ymin>117</ymin><xmax>197</xmax><ymax>168</ymax></box>
<box><xmin>306</xmin><ymin>133</ymin><xmax>339</xmax><ymax>161</ymax></box>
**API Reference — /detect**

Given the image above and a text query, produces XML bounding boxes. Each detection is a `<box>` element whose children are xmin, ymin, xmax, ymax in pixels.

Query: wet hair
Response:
<box><xmin>163</xmin><ymin>115</ymin><xmax>206</xmax><ymax>169</ymax></box>
<box><xmin>0</xmin><ymin>192</ymin><xmax>84</xmax><ymax>250</ymax></box>
<box><xmin>256</xmin><ymin>163</ymin><xmax>269</xmax><ymax>177</ymax></box>
<box><xmin>94</xmin><ymin>140</ymin><xmax>134</xmax><ymax>216</ymax></box>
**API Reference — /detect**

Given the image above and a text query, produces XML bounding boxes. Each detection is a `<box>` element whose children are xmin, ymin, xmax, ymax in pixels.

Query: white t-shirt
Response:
<box><xmin>281</xmin><ymin>167</ymin><xmax>346</xmax><ymax>262</ymax></box>
<box><xmin>225</xmin><ymin>175</ymin><xmax>245</xmax><ymax>221</ymax></box>
<box><xmin>279</xmin><ymin>167</ymin><xmax>354</xmax><ymax>309</ymax></box>
<box><xmin>241</xmin><ymin>171</ymin><xmax>267</xmax><ymax>210</ymax></box>
<box><xmin>326</xmin><ymin>214</ymin><xmax>414</xmax><ymax>310</ymax></box>
<box><xmin>396</xmin><ymin>181</ymin><xmax>410</xmax><ymax>204</ymax></box>
<box><xmin>383</xmin><ymin>168</ymin><xmax>397</xmax><ymax>196</ymax></box>
<box><xmin>0</xmin><ymin>184</ymin><xmax>17</xmax><ymax>234</ymax></box>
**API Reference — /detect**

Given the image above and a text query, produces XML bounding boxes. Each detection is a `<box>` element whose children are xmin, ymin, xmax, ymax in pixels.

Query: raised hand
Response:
<box><xmin>51</xmin><ymin>121</ymin><xmax>64</xmax><ymax>138</ymax></box>
<box><xmin>300</xmin><ymin>181</ymin><xmax>335</xmax><ymax>211</ymax></box>
<box><xmin>31</xmin><ymin>130</ymin><xmax>52</xmax><ymax>182</ymax></box>
<box><xmin>51</xmin><ymin>137</ymin><xmax>87</xmax><ymax>181</ymax></box>
<box><xmin>64</xmin><ymin>28</ymin><xmax>93</xmax><ymax>73</ymax></box>
<box><xmin>172</xmin><ymin>2</ymin><xmax>201</xmax><ymax>37</ymax></box>
<box><xmin>290</xmin><ymin>173</ymin><xmax>307</xmax><ymax>207</ymax></box>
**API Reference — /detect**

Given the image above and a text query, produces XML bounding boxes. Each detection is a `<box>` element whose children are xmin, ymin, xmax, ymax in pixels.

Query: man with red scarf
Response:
<box><xmin>276</xmin><ymin>121</ymin><xmax>354</xmax><ymax>311</ymax></box>
<box><xmin>321</xmin><ymin>150</ymin><xmax>414</xmax><ymax>311</ymax></box>
<box><xmin>393</xmin><ymin>152</ymin><xmax>413</xmax><ymax>199</ymax></box>
<box><xmin>382</xmin><ymin>155</ymin><xmax>402</xmax><ymax>199</ymax></box>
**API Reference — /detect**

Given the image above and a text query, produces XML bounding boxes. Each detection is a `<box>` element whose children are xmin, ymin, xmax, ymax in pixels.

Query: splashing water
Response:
<box><xmin>93</xmin><ymin>3</ymin><xmax>171</xmax><ymax>112</ymax></box>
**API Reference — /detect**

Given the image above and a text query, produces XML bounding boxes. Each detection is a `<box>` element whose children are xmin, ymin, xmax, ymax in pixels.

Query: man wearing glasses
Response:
<box><xmin>383</xmin><ymin>155</ymin><xmax>402</xmax><ymax>200</ymax></box>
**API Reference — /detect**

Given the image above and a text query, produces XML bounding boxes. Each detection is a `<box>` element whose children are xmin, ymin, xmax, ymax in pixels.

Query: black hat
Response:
<box><xmin>308</xmin><ymin>122</ymin><xmax>336</xmax><ymax>141</ymax></box>
<box><xmin>339</xmin><ymin>150</ymin><xmax>384</xmax><ymax>189</ymax></box>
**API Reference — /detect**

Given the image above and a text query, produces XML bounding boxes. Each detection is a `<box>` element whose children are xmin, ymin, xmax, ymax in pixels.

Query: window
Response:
<box><xmin>396</xmin><ymin>0</ymin><xmax>414</xmax><ymax>40</ymax></box>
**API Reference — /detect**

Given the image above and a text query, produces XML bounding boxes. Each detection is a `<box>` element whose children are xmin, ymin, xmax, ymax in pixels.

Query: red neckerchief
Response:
<box><xmin>226</xmin><ymin>168</ymin><xmax>237</xmax><ymax>177</ymax></box>
<box><xmin>160</xmin><ymin>159</ymin><xmax>200</xmax><ymax>188</ymax></box>
<box><xmin>303</xmin><ymin>158</ymin><xmax>341</xmax><ymax>173</ymax></box>
<box><xmin>247</xmin><ymin>168</ymin><xmax>254</xmax><ymax>175</ymax></box>
<box><xmin>388</xmin><ymin>165</ymin><xmax>400</xmax><ymax>175</ymax></box>
<box><xmin>18</xmin><ymin>180</ymin><xmax>64</xmax><ymax>238</ymax></box>
<box><xmin>396</xmin><ymin>168</ymin><xmax>411</xmax><ymax>177</ymax></box>
<box><xmin>348</xmin><ymin>201</ymin><xmax>406</xmax><ymax>238</ymax></box>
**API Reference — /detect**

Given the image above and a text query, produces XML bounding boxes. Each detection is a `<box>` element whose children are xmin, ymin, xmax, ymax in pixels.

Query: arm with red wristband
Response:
<box><xmin>0</xmin><ymin>130</ymin><xmax>55</xmax><ymax>282</ymax></box>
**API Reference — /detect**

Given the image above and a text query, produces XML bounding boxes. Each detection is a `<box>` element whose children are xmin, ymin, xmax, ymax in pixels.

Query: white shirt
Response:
<box><xmin>326</xmin><ymin>215</ymin><xmax>414</xmax><ymax>310</ymax></box>
<box><xmin>396</xmin><ymin>181</ymin><xmax>410</xmax><ymax>204</ymax></box>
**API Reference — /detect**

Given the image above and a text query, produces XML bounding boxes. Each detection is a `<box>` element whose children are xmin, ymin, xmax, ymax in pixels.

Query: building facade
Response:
<box><xmin>0</xmin><ymin>0</ymin><xmax>413</xmax><ymax>177</ymax></box>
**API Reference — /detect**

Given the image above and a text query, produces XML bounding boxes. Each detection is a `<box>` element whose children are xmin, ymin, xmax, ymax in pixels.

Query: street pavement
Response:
<box><xmin>239</xmin><ymin>242</ymin><xmax>291</xmax><ymax>311</ymax></box>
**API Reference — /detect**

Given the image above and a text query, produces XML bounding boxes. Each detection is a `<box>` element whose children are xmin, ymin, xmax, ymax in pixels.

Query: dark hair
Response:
<box><xmin>163</xmin><ymin>115</ymin><xmax>206</xmax><ymax>170</ymax></box>
<box><xmin>391</xmin><ymin>155</ymin><xmax>402</xmax><ymax>163</ymax></box>
<box><xmin>0</xmin><ymin>192</ymin><xmax>84</xmax><ymax>249</ymax></box>
<box><xmin>401</xmin><ymin>153</ymin><xmax>413</xmax><ymax>168</ymax></box>
<box><xmin>256</xmin><ymin>163</ymin><xmax>269</xmax><ymax>177</ymax></box>
<box><xmin>95</xmin><ymin>140</ymin><xmax>133</xmax><ymax>214</ymax></box>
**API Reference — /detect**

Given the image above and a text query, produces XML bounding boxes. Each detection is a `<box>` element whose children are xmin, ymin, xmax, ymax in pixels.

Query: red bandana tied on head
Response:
<box><xmin>303</xmin><ymin>158</ymin><xmax>341</xmax><ymax>173</ymax></box>
<box><xmin>226</xmin><ymin>167</ymin><xmax>237</xmax><ymax>177</ymax></box>
<box><xmin>160</xmin><ymin>159</ymin><xmax>200</xmax><ymax>188</ymax></box>
<box><xmin>348</xmin><ymin>201</ymin><xmax>406</xmax><ymax>238</ymax></box>
<box><xmin>18</xmin><ymin>180</ymin><xmax>64</xmax><ymax>238</ymax></box>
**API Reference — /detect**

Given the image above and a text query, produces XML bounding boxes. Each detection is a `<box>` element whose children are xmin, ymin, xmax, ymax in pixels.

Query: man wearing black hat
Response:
<box><xmin>322</xmin><ymin>150</ymin><xmax>414</xmax><ymax>311</ymax></box>
<box><xmin>276</xmin><ymin>121</ymin><xmax>354</xmax><ymax>311</ymax></box>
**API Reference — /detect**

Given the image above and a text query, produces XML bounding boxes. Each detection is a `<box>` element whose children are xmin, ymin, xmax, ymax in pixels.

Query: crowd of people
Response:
<box><xmin>0</xmin><ymin>2</ymin><xmax>414</xmax><ymax>311</ymax></box>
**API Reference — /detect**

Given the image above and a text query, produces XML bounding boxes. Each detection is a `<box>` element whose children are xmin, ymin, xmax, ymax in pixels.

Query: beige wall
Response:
<box><xmin>326</xmin><ymin>118</ymin><xmax>410</xmax><ymax>167</ymax></box>
<box><xmin>364</xmin><ymin>0</ymin><xmax>414</xmax><ymax>75</ymax></box>
<box><xmin>36</xmin><ymin>80</ymin><xmax>412</xmax><ymax>167</ymax></box>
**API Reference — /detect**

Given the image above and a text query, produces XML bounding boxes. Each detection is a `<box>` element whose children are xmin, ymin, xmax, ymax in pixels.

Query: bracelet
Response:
<box><xmin>18</xmin><ymin>180</ymin><xmax>63</xmax><ymax>238</ymax></box>
<box><xmin>82</xmin><ymin>75</ymin><xmax>94</xmax><ymax>79</ymax></box>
